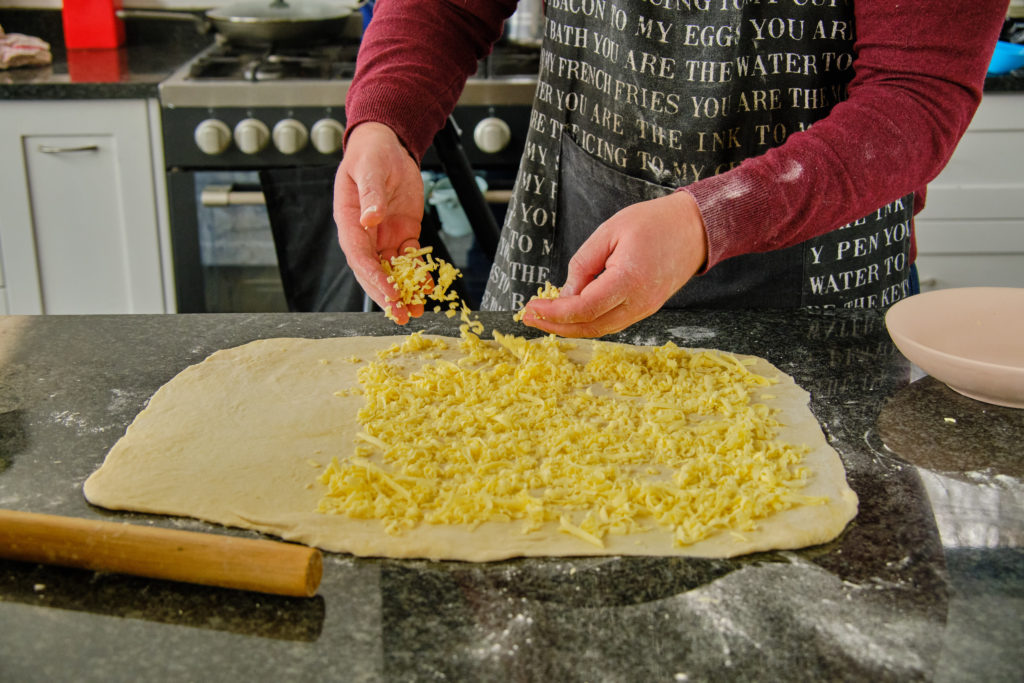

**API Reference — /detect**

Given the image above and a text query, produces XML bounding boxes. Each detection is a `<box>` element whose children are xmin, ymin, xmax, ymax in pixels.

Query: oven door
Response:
<box><xmin>167</xmin><ymin>168</ymin><xmax>510</xmax><ymax>313</ymax></box>
<box><xmin>167</xmin><ymin>169</ymin><xmax>287</xmax><ymax>313</ymax></box>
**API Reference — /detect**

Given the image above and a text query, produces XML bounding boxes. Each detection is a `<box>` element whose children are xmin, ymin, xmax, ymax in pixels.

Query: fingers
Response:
<box><xmin>519</xmin><ymin>222</ymin><xmax>631</xmax><ymax>336</ymax></box>
<box><xmin>524</xmin><ymin>301</ymin><xmax>636</xmax><ymax>338</ymax></box>
<box><xmin>334</xmin><ymin>169</ymin><xmax>390</xmax><ymax>304</ymax></box>
<box><xmin>338</xmin><ymin>228</ymin><xmax>403</xmax><ymax>318</ymax></box>
<box><xmin>560</xmin><ymin>230</ymin><xmax>613</xmax><ymax>298</ymax></box>
<box><xmin>527</xmin><ymin>271</ymin><xmax>625</xmax><ymax>323</ymax></box>
<box><xmin>378</xmin><ymin>237</ymin><xmax>429</xmax><ymax>324</ymax></box>
<box><xmin>357</xmin><ymin>178</ymin><xmax>384</xmax><ymax>229</ymax></box>
<box><xmin>332</xmin><ymin>123</ymin><xmax>428</xmax><ymax>324</ymax></box>
<box><xmin>519</xmin><ymin>192</ymin><xmax>709</xmax><ymax>338</ymax></box>
<box><xmin>359</xmin><ymin>204</ymin><xmax>382</xmax><ymax>229</ymax></box>
<box><xmin>379</xmin><ymin>237</ymin><xmax>423</xmax><ymax>265</ymax></box>
<box><xmin>522</xmin><ymin>273</ymin><xmax>636</xmax><ymax>338</ymax></box>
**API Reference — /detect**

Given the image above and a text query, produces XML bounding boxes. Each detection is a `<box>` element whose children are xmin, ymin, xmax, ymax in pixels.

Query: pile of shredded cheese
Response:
<box><xmin>317</xmin><ymin>329</ymin><xmax>823</xmax><ymax>549</ymax></box>
<box><xmin>336</xmin><ymin>246</ymin><xmax>823</xmax><ymax>548</ymax></box>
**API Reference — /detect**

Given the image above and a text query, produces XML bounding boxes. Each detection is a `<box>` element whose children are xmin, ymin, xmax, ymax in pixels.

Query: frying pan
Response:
<box><xmin>119</xmin><ymin>0</ymin><xmax>363</xmax><ymax>48</ymax></box>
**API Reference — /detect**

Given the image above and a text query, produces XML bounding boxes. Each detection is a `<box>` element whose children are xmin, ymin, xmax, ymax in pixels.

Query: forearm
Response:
<box><xmin>685</xmin><ymin>0</ymin><xmax>1007</xmax><ymax>268</ymax></box>
<box><xmin>344</xmin><ymin>0</ymin><xmax>518</xmax><ymax>162</ymax></box>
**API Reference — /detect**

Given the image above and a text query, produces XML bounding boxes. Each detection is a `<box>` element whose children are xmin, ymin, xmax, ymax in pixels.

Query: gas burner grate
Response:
<box><xmin>186</xmin><ymin>43</ymin><xmax>360</xmax><ymax>82</ymax></box>
<box><xmin>481</xmin><ymin>44</ymin><xmax>541</xmax><ymax>78</ymax></box>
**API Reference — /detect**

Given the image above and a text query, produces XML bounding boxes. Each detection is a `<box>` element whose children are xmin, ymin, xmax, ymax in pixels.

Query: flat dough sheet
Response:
<box><xmin>84</xmin><ymin>336</ymin><xmax>858</xmax><ymax>561</ymax></box>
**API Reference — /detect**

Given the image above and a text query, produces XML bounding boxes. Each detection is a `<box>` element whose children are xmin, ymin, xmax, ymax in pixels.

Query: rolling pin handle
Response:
<box><xmin>0</xmin><ymin>509</ymin><xmax>323</xmax><ymax>598</ymax></box>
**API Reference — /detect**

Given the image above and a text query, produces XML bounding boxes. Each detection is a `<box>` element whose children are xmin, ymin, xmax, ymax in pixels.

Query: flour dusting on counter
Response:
<box><xmin>667</xmin><ymin>326</ymin><xmax>718</xmax><ymax>343</ymax></box>
<box><xmin>47</xmin><ymin>410</ymin><xmax>112</xmax><ymax>436</ymax></box>
<box><xmin>433</xmin><ymin>556</ymin><xmax>941</xmax><ymax>680</ymax></box>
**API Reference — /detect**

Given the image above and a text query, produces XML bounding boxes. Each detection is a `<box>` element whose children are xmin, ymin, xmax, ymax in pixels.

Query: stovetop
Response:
<box><xmin>185</xmin><ymin>43</ymin><xmax>361</xmax><ymax>82</ymax></box>
<box><xmin>160</xmin><ymin>40</ymin><xmax>539</xmax><ymax>108</ymax></box>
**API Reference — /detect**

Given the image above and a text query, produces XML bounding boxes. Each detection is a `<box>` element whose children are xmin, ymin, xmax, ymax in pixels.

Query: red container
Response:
<box><xmin>62</xmin><ymin>0</ymin><xmax>126</xmax><ymax>49</ymax></box>
<box><xmin>67</xmin><ymin>47</ymin><xmax>125</xmax><ymax>82</ymax></box>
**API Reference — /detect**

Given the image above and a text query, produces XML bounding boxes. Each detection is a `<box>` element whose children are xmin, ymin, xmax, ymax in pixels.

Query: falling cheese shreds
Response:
<box><xmin>513</xmin><ymin>282</ymin><xmax>562</xmax><ymax>322</ymax></box>
<box><xmin>317</xmin><ymin>329</ymin><xmax>824</xmax><ymax>549</ymax></box>
<box><xmin>380</xmin><ymin>246</ymin><xmax>463</xmax><ymax>322</ymax></box>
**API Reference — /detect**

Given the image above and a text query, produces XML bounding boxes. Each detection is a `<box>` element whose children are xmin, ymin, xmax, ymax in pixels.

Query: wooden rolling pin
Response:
<box><xmin>0</xmin><ymin>509</ymin><xmax>322</xmax><ymax>598</ymax></box>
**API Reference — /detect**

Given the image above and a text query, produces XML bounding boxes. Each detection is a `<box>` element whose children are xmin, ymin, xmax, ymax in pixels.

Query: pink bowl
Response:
<box><xmin>885</xmin><ymin>287</ymin><xmax>1024</xmax><ymax>408</ymax></box>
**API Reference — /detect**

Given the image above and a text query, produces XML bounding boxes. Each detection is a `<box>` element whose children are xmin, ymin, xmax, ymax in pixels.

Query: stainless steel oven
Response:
<box><xmin>159</xmin><ymin>39</ymin><xmax>537</xmax><ymax>312</ymax></box>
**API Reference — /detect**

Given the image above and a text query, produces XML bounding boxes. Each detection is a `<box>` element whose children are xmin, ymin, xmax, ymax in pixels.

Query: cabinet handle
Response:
<box><xmin>38</xmin><ymin>144</ymin><xmax>100</xmax><ymax>154</ymax></box>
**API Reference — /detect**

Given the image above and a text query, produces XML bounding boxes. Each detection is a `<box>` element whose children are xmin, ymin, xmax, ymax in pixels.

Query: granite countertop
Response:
<box><xmin>0</xmin><ymin>310</ymin><xmax>1020</xmax><ymax>682</ymax></box>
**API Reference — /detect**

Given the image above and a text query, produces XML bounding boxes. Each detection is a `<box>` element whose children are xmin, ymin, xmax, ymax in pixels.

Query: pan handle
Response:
<box><xmin>115</xmin><ymin>9</ymin><xmax>211</xmax><ymax>34</ymax></box>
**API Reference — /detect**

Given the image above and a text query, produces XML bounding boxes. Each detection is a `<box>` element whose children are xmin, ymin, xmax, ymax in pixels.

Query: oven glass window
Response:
<box><xmin>194</xmin><ymin>171</ymin><xmax>288</xmax><ymax>313</ymax></box>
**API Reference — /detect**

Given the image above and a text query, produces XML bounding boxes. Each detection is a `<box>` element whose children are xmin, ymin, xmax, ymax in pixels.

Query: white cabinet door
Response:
<box><xmin>0</xmin><ymin>99</ymin><xmax>169</xmax><ymax>314</ymax></box>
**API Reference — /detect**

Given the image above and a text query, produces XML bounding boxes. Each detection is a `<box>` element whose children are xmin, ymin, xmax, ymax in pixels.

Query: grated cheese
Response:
<box><xmin>340</xmin><ymin>249</ymin><xmax>823</xmax><ymax>548</ymax></box>
<box><xmin>317</xmin><ymin>330</ymin><xmax>824</xmax><ymax>549</ymax></box>
<box><xmin>380</xmin><ymin>247</ymin><xmax>462</xmax><ymax>321</ymax></box>
<box><xmin>513</xmin><ymin>282</ymin><xmax>562</xmax><ymax>322</ymax></box>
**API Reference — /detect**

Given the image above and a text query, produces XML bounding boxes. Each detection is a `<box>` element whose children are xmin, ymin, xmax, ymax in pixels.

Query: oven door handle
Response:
<box><xmin>200</xmin><ymin>184</ymin><xmax>267</xmax><ymax>207</ymax></box>
<box><xmin>199</xmin><ymin>184</ymin><xmax>512</xmax><ymax>208</ymax></box>
<box><xmin>483</xmin><ymin>189</ymin><xmax>513</xmax><ymax>204</ymax></box>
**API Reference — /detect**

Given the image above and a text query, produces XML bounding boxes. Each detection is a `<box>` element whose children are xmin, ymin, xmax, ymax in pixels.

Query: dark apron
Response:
<box><xmin>260</xmin><ymin>165</ymin><xmax>367</xmax><ymax>313</ymax></box>
<box><xmin>481</xmin><ymin>0</ymin><xmax>915</xmax><ymax>312</ymax></box>
<box><xmin>260</xmin><ymin>165</ymin><xmax>470</xmax><ymax>312</ymax></box>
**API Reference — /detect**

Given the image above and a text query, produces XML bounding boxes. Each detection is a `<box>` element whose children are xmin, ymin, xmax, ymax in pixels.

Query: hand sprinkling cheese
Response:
<box><xmin>380</xmin><ymin>247</ymin><xmax>462</xmax><ymax>322</ymax></box>
<box><xmin>513</xmin><ymin>282</ymin><xmax>562</xmax><ymax>323</ymax></box>
<box><xmin>382</xmin><ymin>249</ymin><xmax>560</xmax><ymax>330</ymax></box>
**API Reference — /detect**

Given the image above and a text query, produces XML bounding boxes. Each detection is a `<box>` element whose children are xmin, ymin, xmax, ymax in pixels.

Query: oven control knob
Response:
<box><xmin>194</xmin><ymin>119</ymin><xmax>232</xmax><ymax>156</ymax></box>
<box><xmin>473</xmin><ymin>117</ymin><xmax>512</xmax><ymax>154</ymax></box>
<box><xmin>272</xmin><ymin>118</ymin><xmax>309</xmax><ymax>155</ymax></box>
<box><xmin>310</xmin><ymin>118</ymin><xmax>345</xmax><ymax>155</ymax></box>
<box><xmin>233</xmin><ymin>118</ymin><xmax>271</xmax><ymax>155</ymax></box>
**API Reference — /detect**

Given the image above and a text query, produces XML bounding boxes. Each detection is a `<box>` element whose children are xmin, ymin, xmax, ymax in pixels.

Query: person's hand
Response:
<box><xmin>521</xmin><ymin>191</ymin><xmax>708</xmax><ymax>337</ymax></box>
<box><xmin>334</xmin><ymin>122</ymin><xmax>426</xmax><ymax>323</ymax></box>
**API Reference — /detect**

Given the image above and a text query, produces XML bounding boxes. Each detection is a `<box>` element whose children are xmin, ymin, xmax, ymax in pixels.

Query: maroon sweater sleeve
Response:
<box><xmin>685</xmin><ymin>0</ymin><xmax>1007</xmax><ymax>270</ymax></box>
<box><xmin>350</xmin><ymin>1</ymin><xmax>1006</xmax><ymax>270</ymax></box>
<box><xmin>344</xmin><ymin>0</ymin><xmax>519</xmax><ymax>161</ymax></box>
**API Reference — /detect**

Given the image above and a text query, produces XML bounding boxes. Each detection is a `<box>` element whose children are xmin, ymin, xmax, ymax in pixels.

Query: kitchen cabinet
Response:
<box><xmin>915</xmin><ymin>92</ymin><xmax>1024</xmax><ymax>291</ymax></box>
<box><xmin>0</xmin><ymin>99</ymin><xmax>173</xmax><ymax>314</ymax></box>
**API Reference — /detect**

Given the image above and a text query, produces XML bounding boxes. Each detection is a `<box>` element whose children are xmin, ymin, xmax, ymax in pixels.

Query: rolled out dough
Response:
<box><xmin>83</xmin><ymin>335</ymin><xmax>858</xmax><ymax>561</ymax></box>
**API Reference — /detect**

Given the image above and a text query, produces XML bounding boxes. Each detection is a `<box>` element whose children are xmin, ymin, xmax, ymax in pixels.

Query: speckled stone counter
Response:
<box><xmin>0</xmin><ymin>9</ymin><xmax>211</xmax><ymax>99</ymax></box>
<box><xmin>0</xmin><ymin>310</ymin><xmax>1020</xmax><ymax>682</ymax></box>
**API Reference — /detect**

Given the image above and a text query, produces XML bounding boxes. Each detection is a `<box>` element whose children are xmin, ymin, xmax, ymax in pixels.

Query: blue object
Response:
<box><xmin>987</xmin><ymin>40</ymin><xmax>1024</xmax><ymax>75</ymax></box>
<box><xmin>360</xmin><ymin>0</ymin><xmax>375</xmax><ymax>33</ymax></box>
